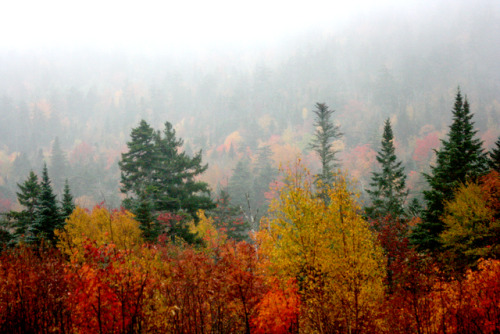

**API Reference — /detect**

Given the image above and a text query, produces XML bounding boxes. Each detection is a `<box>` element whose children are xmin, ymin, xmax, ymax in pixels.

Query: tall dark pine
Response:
<box><xmin>119</xmin><ymin>120</ymin><xmax>214</xmax><ymax>240</ymax></box>
<box><xmin>411</xmin><ymin>89</ymin><xmax>489</xmax><ymax>252</ymax></box>
<box><xmin>489</xmin><ymin>137</ymin><xmax>500</xmax><ymax>173</ymax></box>
<box><xmin>366</xmin><ymin>119</ymin><xmax>408</xmax><ymax>219</ymax></box>
<box><xmin>12</xmin><ymin>170</ymin><xmax>41</xmax><ymax>241</ymax></box>
<box><xmin>60</xmin><ymin>179</ymin><xmax>75</xmax><ymax>222</ymax></box>
<box><xmin>119</xmin><ymin>120</ymin><xmax>156</xmax><ymax>209</ymax></box>
<box><xmin>28</xmin><ymin>164</ymin><xmax>62</xmax><ymax>244</ymax></box>
<box><xmin>50</xmin><ymin>137</ymin><xmax>68</xmax><ymax>194</ymax></box>
<box><xmin>309</xmin><ymin>102</ymin><xmax>342</xmax><ymax>186</ymax></box>
<box><xmin>153</xmin><ymin>121</ymin><xmax>213</xmax><ymax>215</ymax></box>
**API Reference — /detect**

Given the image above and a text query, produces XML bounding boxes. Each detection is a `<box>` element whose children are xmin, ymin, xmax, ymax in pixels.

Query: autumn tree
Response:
<box><xmin>56</xmin><ymin>205</ymin><xmax>143</xmax><ymax>258</ymax></box>
<box><xmin>256</xmin><ymin>160</ymin><xmax>385</xmax><ymax>333</ymax></box>
<box><xmin>439</xmin><ymin>171</ymin><xmax>500</xmax><ymax>271</ymax></box>
<box><xmin>309</xmin><ymin>102</ymin><xmax>342</xmax><ymax>187</ymax></box>
<box><xmin>366</xmin><ymin>118</ymin><xmax>408</xmax><ymax>219</ymax></box>
<box><xmin>412</xmin><ymin>89</ymin><xmax>489</xmax><ymax>252</ymax></box>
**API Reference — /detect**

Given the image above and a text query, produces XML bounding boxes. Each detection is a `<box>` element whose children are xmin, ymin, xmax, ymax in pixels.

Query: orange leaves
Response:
<box><xmin>252</xmin><ymin>278</ymin><xmax>300</xmax><ymax>334</ymax></box>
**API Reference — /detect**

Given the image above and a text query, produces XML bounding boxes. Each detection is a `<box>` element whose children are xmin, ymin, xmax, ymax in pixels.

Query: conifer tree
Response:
<box><xmin>489</xmin><ymin>137</ymin><xmax>500</xmax><ymax>173</ymax></box>
<box><xmin>11</xmin><ymin>170</ymin><xmax>41</xmax><ymax>241</ymax></box>
<box><xmin>119</xmin><ymin>120</ymin><xmax>213</xmax><ymax>241</ymax></box>
<box><xmin>366</xmin><ymin>119</ymin><xmax>408</xmax><ymax>219</ymax></box>
<box><xmin>60</xmin><ymin>179</ymin><xmax>75</xmax><ymax>222</ymax></box>
<box><xmin>309</xmin><ymin>102</ymin><xmax>342</xmax><ymax>186</ymax></box>
<box><xmin>50</xmin><ymin>137</ymin><xmax>68</xmax><ymax>194</ymax></box>
<box><xmin>28</xmin><ymin>164</ymin><xmax>62</xmax><ymax>244</ymax></box>
<box><xmin>411</xmin><ymin>89</ymin><xmax>489</xmax><ymax>252</ymax></box>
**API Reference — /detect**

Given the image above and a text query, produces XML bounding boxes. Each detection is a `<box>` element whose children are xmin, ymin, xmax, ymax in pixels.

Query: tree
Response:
<box><xmin>439</xmin><ymin>171</ymin><xmax>500</xmax><ymax>271</ymax></box>
<box><xmin>11</xmin><ymin>170</ymin><xmax>41</xmax><ymax>241</ymax></box>
<box><xmin>60</xmin><ymin>179</ymin><xmax>75</xmax><ymax>222</ymax></box>
<box><xmin>309</xmin><ymin>102</ymin><xmax>342</xmax><ymax>186</ymax></box>
<box><xmin>489</xmin><ymin>136</ymin><xmax>500</xmax><ymax>172</ymax></box>
<box><xmin>366</xmin><ymin>119</ymin><xmax>408</xmax><ymax>219</ymax></box>
<box><xmin>256</xmin><ymin>160</ymin><xmax>385</xmax><ymax>333</ymax></box>
<box><xmin>120</xmin><ymin>120</ymin><xmax>213</xmax><ymax>216</ymax></box>
<box><xmin>119</xmin><ymin>120</ymin><xmax>156</xmax><ymax>207</ymax></box>
<box><xmin>411</xmin><ymin>89</ymin><xmax>489</xmax><ymax>252</ymax></box>
<box><xmin>28</xmin><ymin>164</ymin><xmax>62</xmax><ymax>244</ymax></box>
<box><xmin>152</xmin><ymin>121</ymin><xmax>213</xmax><ymax>215</ymax></box>
<box><xmin>50</xmin><ymin>137</ymin><xmax>69</xmax><ymax>194</ymax></box>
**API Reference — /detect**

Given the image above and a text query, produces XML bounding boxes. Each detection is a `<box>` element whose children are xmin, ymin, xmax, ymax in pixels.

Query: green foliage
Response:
<box><xmin>60</xmin><ymin>179</ymin><xmax>75</xmax><ymax>222</ymax></box>
<box><xmin>412</xmin><ymin>89</ymin><xmax>489</xmax><ymax>252</ymax></box>
<box><xmin>27</xmin><ymin>164</ymin><xmax>62</xmax><ymax>244</ymax></box>
<box><xmin>366</xmin><ymin>119</ymin><xmax>408</xmax><ymax>219</ymax></box>
<box><xmin>489</xmin><ymin>136</ymin><xmax>500</xmax><ymax>173</ymax></box>
<box><xmin>11</xmin><ymin>170</ymin><xmax>41</xmax><ymax>242</ymax></box>
<box><xmin>210</xmin><ymin>189</ymin><xmax>249</xmax><ymax>241</ymax></box>
<box><xmin>50</xmin><ymin>137</ymin><xmax>68</xmax><ymax>194</ymax></box>
<box><xmin>119</xmin><ymin>120</ymin><xmax>214</xmax><ymax>240</ymax></box>
<box><xmin>309</xmin><ymin>102</ymin><xmax>342</xmax><ymax>186</ymax></box>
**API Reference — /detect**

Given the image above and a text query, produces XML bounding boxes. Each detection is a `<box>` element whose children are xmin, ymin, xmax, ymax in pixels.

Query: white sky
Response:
<box><xmin>0</xmin><ymin>0</ymin><xmax>402</xmax><ymax>51</ymax></box>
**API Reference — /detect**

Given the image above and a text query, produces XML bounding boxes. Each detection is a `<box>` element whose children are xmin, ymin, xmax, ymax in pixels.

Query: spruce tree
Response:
<box><xmin>28</xmin><ymin>164</ymin><xmax>62</xmax><ymax>244</ymax></box>
<box><xmin>119</xmin><ymin>120</ymin><xmax>156</xmax><ymax>208</ymax></box>
<box><xmin>11</xmin><ymin>170</ymin><xmax>41</xmax><ymax>241</ymax></box>
<box><xmin>153</xmin><ymin>121</ymin><xmax>213</xmax><ymax>215</ymax></box>
<box><xmin>50</xmin><ymin>137</ymin><xmax>68</xmax><ymax>194</ymax></box>
<box><xmin>489</xmin><ymin>136</ymin><xmax>500</xmax><ymax>173</ymax></box>
<box><xmin>309</xmin><ymin>102</ymin><xmax>342</xmax><ymax>186</ymax></box>
<box><xmin>119</xmin><ymin>120</ymin><xmax>214</xmax><ymax>241</ymax></box>
<box><xmin>411</xmin><ymin>89</ymin><xmax>489</xmax><ymax>252</ymax></box>
<box><xmin>60</xmin><ymin>179</ymin><xmax>75</xmax><ymax>222</ymax></box>
<box><xmin>366</xmin><ymin>119</ymin><xmax>408</xmax><ymax>219</ymax></box>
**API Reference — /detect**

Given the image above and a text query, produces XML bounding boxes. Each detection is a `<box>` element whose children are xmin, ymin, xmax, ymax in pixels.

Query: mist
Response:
<box><xmin>0</xmin><ymin>0</ymin><xmax>499</xmax><ymax>210</ymax></box>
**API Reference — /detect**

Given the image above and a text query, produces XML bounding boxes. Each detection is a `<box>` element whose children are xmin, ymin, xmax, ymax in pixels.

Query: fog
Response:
<box><xmin>0</xmin><ymin>0</ymin><xmax>499</xmax><ymax>211</ymax></box>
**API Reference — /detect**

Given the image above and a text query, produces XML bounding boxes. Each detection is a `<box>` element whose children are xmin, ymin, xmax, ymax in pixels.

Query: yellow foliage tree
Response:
<box><xmin>56</xmin><ymin>206</ymin><xmax>143</xmax><ymax>259</ymax></box>
<box><xmin>255</xmin><ymin>160</ymin><xmax>385</xmax><ymax>333</ymax></box>
<box><xmin>440</xmin><ymin>174</ymin><xmax>500</xmax><ymax>270</ymax></box>
<box><xmin>188</xmin><ymin>210</ymin><xmax>227</xmax><ymax>250</ymax></box>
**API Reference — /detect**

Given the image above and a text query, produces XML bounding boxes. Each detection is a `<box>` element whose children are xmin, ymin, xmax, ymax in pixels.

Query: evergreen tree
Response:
<box><xmin>411</xmin><ymin>89</ymin><xmax>489</xmax><ymax>252</ymax></box>
<box><xmin>210</xmin><ymin>188</ymin><xmax>249</xmax><ymax>241</ymax></box>
<box><xmin>228</xmin><ymin>158</ymin><xmax>253</xmax><ymax>210</ymax></box>
<box><xmin>60</xmin><ymin>179</ymin><xmax>75</xmax><ymax>222</ymax></box>
<box><xmin>50</xmin><ymin>137</ymin><xmax>68</xmax><ymax>194</ymax></box>
<box><xmin>252</xmin><ymin>145</ymin><xmax>277</xmax><ymax>217</ymax></box>
<box><xmin>10</xmin><ymin>170</ymin><xmax>41</xmax><ymax>241</ymax></box>
<box><xmin>309</xmin><ymin>102</ymin><xmax>342</xmax><ymax>186</ymax></box>
<box><xmin>119</xmin><ymin>120</ymin><xmax>156</xmax><ymax>207</ymax></box>
<box><xmin>489</xmin><ymin>136</ymin><xmax>500</xmax><ymax>173</ymax></box>
<box><xmin>119</xmin><ymin>120</ymin><xmax>213</xmax><ymax>241</ymax></box>
<box><xmin>28</xmin><ymin>164</ymin><xmax>62</xmax><ymax>244</ymax></box>
<box><xmin>153</xmin><ymin>121</ymin><xmax>213</xmax><ymax>215</ymax></box>
<box><xmin>366</xmin><ymin>119</ymin><xmax>408</xmax><ymax>219</ymax></box>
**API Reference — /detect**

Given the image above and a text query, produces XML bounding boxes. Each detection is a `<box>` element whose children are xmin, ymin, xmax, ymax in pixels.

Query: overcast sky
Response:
<box><xmin>1</xmin><ymin>0</ymin><xmax>408</xmax><ymax>52</ymax></box>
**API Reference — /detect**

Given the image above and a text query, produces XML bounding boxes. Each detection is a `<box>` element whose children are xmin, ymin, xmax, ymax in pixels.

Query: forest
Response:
<box><xmin>1</xmin><ymin>0</ymin><xmax>500</xmax><ymax>333</ymax></box>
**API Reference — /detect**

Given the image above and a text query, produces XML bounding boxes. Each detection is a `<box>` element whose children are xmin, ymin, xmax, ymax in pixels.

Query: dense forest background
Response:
<box><xmin>0</xmin><ymin>0</ymin><xmax>499</xmax><ymax>211</ymax></box>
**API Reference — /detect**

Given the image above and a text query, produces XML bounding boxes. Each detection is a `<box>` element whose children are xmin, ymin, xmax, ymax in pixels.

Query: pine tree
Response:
<box><xmin>28</xmin><ymin>164</ymin><xmax>62</xmax><ymax>244</ymax></box>
<box><xmin>119</xmin><ymin>120</ymin><xmax>156</xmax><ymax>207</ymax></box>
<box><xmin>309</xmin><ymin>102</ymin><xmax>342</xmax><ymax>186</ymax></box>
<box><xmin>60</xmin><ymin>179</ymin><xmax>75</xmax><ymax>223</ymax></box>
<box><xmin>489</xmin><ymin>137</ymin><xmax>500</xmax><ymax>173</ymax></box>
<box><xmin>119</xmin><ymin>120</ymin><xmax>214</xmax><ymax>241</ymax></box>
<box><xmin>11</xmin><ymin>170</ymin><xmax>41</xmax><ymax>241</ymax></box>
<box><xmin>153</xmin><ymin>121</ymin><xmax>213</xmax><ymax>215</ymax></box>
<box><xmin>366</xmin><ymin>119</ymin><xmax>408</xmax><ymax>219</ymax></box>
<box><xmin>50</xmin><ymin>137</ymin><xmax>68</xmax><ymax>194</ymax></box>
<box><xmin>411</xmin><ymin>89</ymin><xmax>489</xmax><ymax>252</ymax></box>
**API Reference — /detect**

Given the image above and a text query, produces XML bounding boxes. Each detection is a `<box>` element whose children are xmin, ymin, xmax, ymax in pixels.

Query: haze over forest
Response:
<box><xmin>0</xmin><ymin>0</ymin><xmax>499</xmax><ymax>212</ymax></box>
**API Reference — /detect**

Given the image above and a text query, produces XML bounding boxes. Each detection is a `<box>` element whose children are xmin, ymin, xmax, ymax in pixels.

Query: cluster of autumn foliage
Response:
<box><xmin>1</xmin><ymin>165</ymin><xmax>499</xmax><ymax>334</ymax></box>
